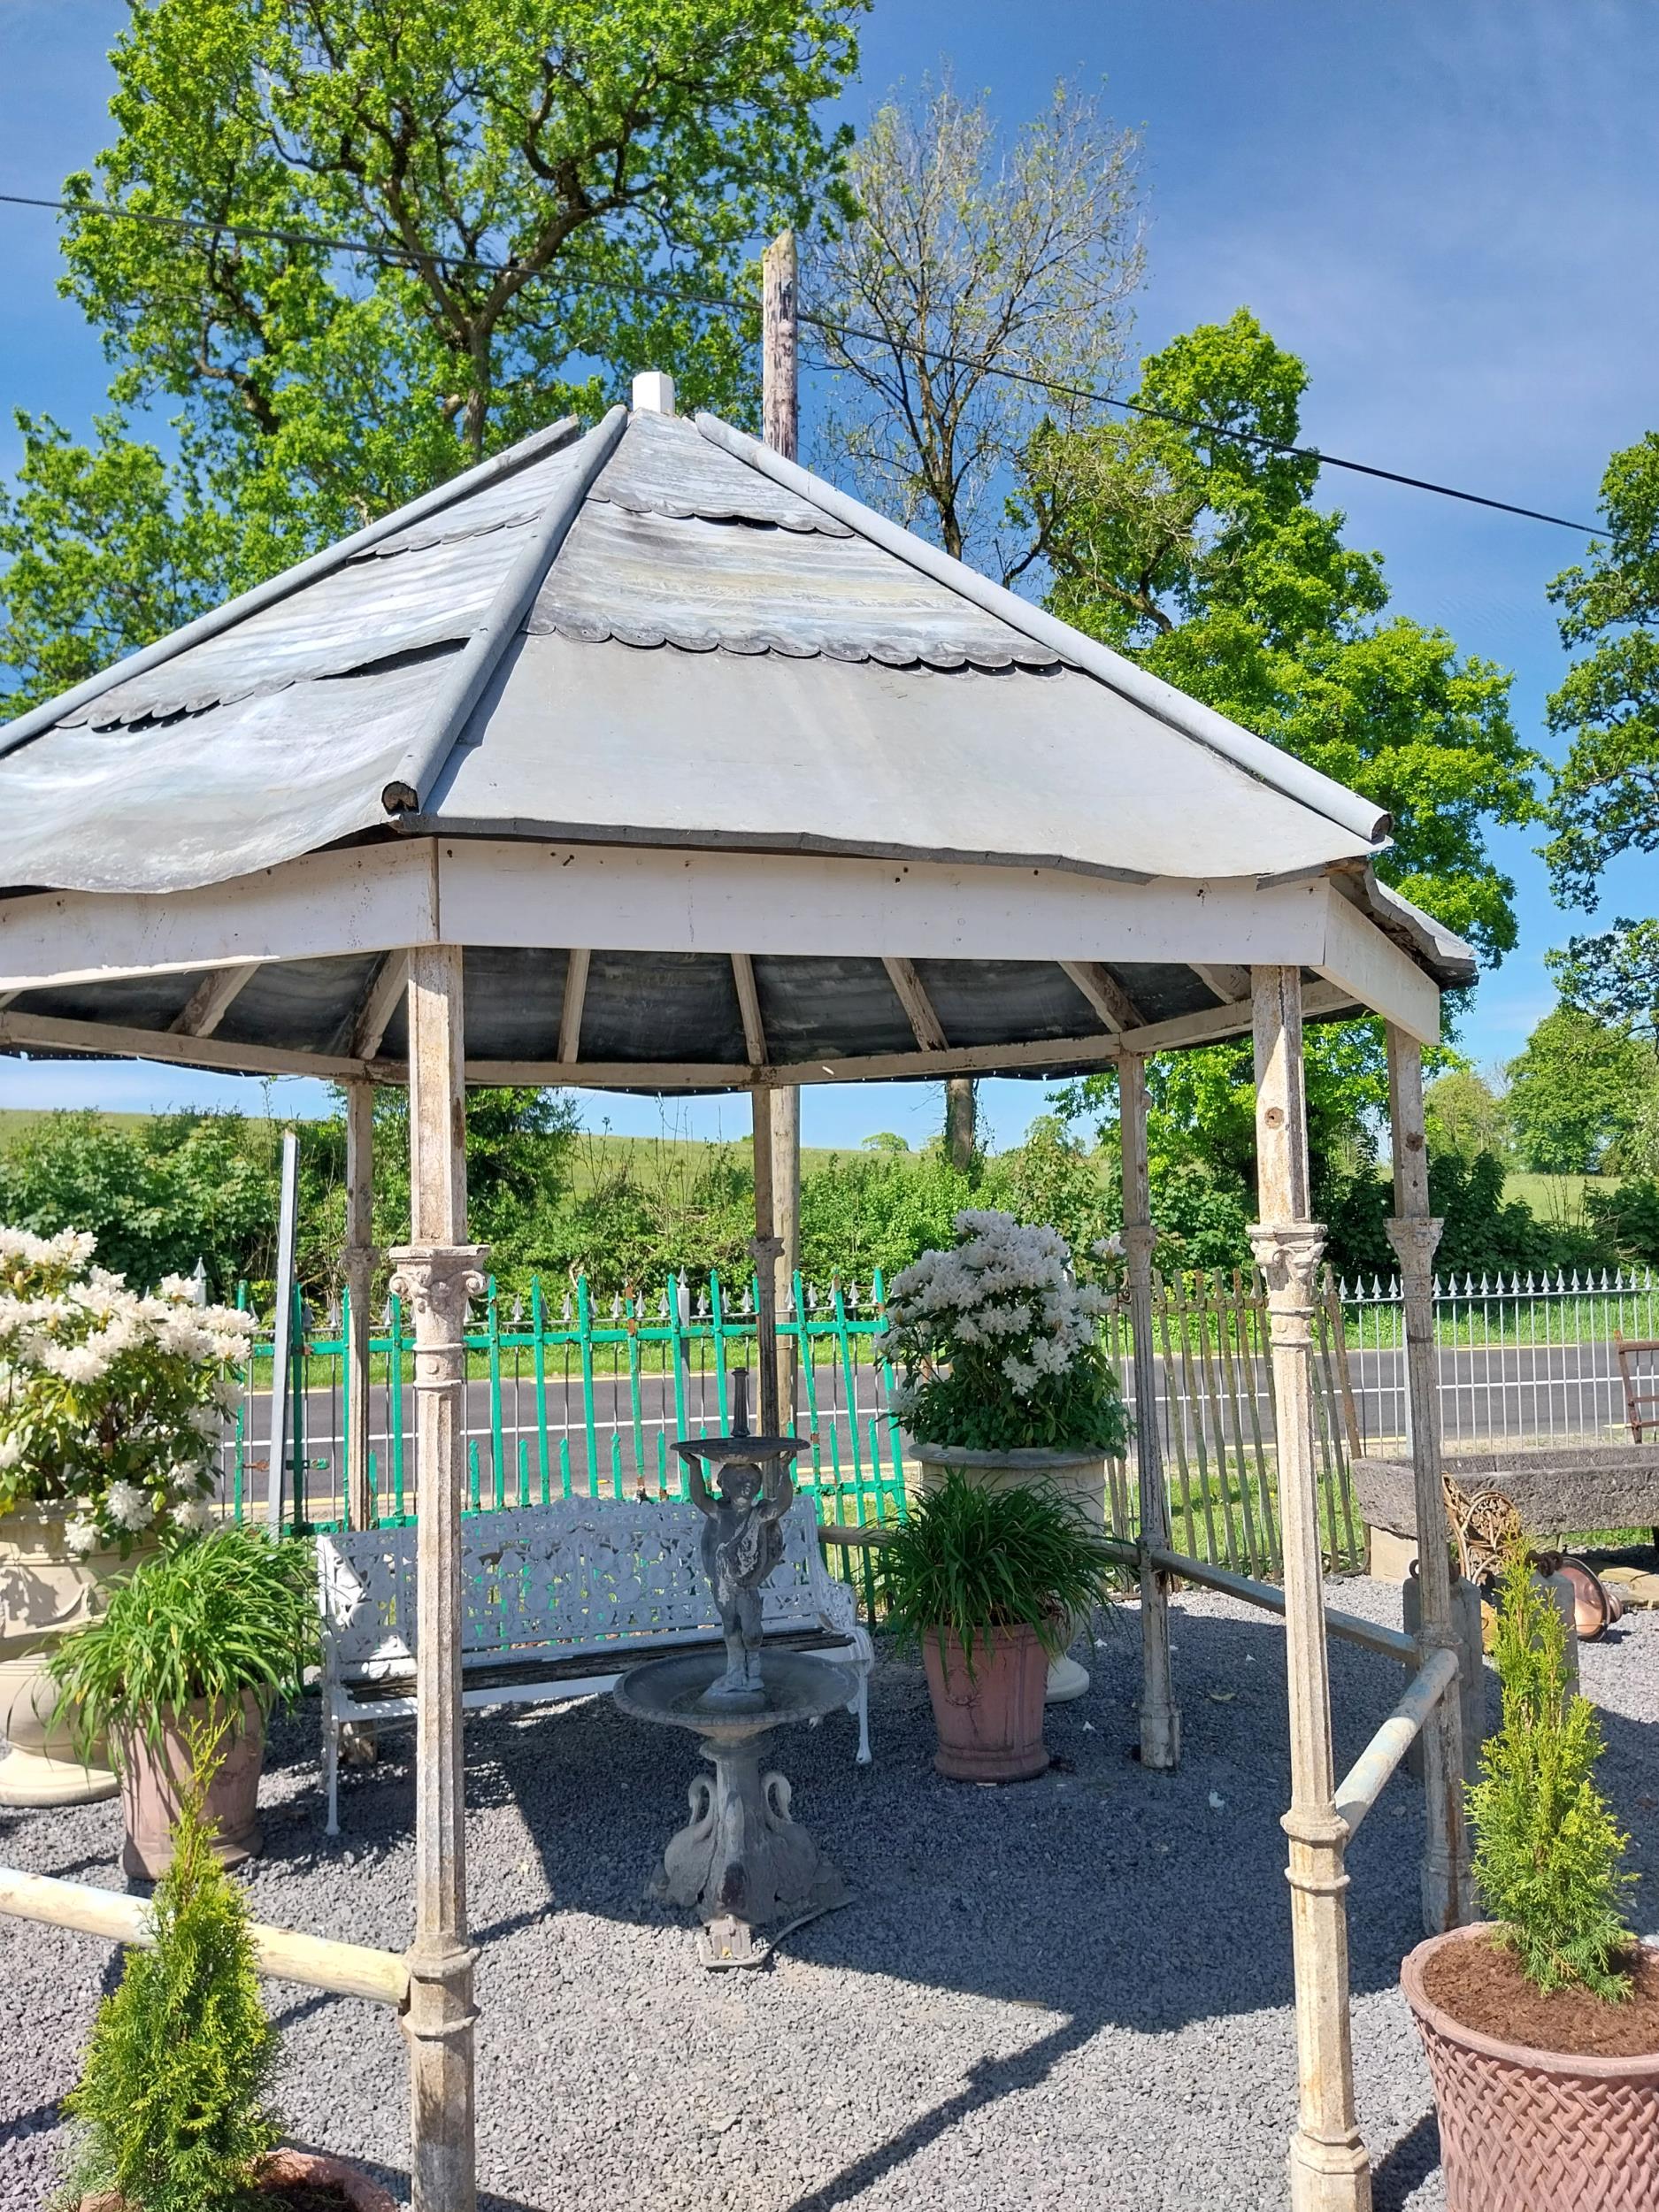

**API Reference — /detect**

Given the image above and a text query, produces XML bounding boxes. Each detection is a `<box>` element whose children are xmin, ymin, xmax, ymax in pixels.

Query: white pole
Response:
<box><xmin>266</xmin><ymin>1128</ymin><xmax>299</xmax><ymax>1532</ymax></box>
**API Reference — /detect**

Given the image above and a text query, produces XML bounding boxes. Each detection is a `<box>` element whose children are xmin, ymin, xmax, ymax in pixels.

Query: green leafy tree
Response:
<box><xmin>1471</xmin><ymin>1545</ymin><xmax>1635</xmax><ymax>1998</ymax></box>
<box><xmin>1</xmin><ymin>0</ymin><xmax>863</xmax><ymax>710</ymax></box>
<box><xmin>1505</xmin><ymin>1007</ymin><xmax>1656</xmax><ymax>1176</ymax></box>
<box><xmin>1548</xmin><ymin>919</ymin><xmax>1659</xmax><ymax>1053</ymax></box>
<box><xmin>62</xmin><ymin>1724</ymin><xmax>280</xmax><ymax>2209</ymax></box>
<box><xmin>1423</xmin><ymin>1066</ymin><xmax>1511</xmax><ymax>1166</ymax></box>
<box><xmin>1020</xmin><ymin>309</ymin><xmax>1538</xmax><ymax>962</ymax></box>
<box><xmin>1542</xmin><ymin>433</ymin><xmax>1659</xmax><ymax>912</ymax></box>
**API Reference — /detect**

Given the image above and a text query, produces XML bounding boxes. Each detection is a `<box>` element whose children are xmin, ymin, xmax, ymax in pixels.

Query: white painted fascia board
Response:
<box><xmin>0</xmin><ymin>840</ymin><xmax>437</xmax><ymax>994</ymax></box>
<box><xmin>1314</xmin><ymin>883</ymin><xmax>1441</xmax><ymax>1045</ymax></box>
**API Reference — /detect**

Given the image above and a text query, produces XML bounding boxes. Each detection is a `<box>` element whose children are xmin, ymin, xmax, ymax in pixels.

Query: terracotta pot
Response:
<box><xmin>909</xmin><ymin>1441</ymin><xmax>1109</xmax><ymax>1703</ymax></box>
<box><xmin>921</xmin><ymin>1621</ymin><xmax>1049</xmax><ymax>1782</ymax></box>
<box><xmin>1402</xmin><ymin>1924</ymin><xmax>1659</xmax><ymax>2211</ymax></box>
<box><xmin>0</xmin><ymin>1509</ymin><xmax>142</xmax><ymax>1806</ymax></box>
<box><xmin>118</xmin><ymin>1691</ymin><xmax>266</xmax><ymax>1879</ymax></box>
<box><xmin>81</xmin><ymin>2147</ymin><xmax>400</xmax><ymax>2211</ymax></box>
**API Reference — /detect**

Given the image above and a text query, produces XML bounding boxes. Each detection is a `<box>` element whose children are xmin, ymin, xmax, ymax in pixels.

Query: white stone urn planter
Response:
<box><xmin>0</xmin><ymin>1509</ymin><xmax>138</xmax><ymax>1805</ymax></box>
<box><xmin>906</xmin><ymin>1441</ymin><xmax>1110</xmax><ymax>1702</ymax></box>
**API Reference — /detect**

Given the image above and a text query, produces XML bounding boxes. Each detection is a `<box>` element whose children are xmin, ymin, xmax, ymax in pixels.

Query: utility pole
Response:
<box><xmin>762</xmin><ymin>230</ymin><xmax>802</xmax><ymax>1427</ymax></box>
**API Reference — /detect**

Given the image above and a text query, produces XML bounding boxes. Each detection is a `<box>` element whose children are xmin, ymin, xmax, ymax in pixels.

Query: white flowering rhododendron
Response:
<box><xmin>879</xmin><ymin>1210</ymin><xmax>1131</xmax><ymax>1454</ymax></box>
<box><xmin>0</xmin><ymin>1225</ymin><xmax>253</xmax><ymax>1550</ymax></box>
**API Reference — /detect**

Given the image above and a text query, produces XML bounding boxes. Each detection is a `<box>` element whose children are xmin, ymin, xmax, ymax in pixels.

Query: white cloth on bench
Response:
<box><xmin>316</xmin><ymin>1495</ymin><xmax>874</xmax><ymax>1832</ymax></box>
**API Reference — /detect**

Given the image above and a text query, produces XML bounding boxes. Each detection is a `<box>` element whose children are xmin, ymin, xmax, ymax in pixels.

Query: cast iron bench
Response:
<box><xmin>316</xmin><ymin>1495</ymin><xmax>874</xmax><ymax>1833</ymax></box>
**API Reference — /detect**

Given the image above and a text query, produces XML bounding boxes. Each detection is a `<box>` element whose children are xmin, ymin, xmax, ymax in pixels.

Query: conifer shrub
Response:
<box><xmin>59</xmin><ymin>1722</ymin><xmax>278</xmax><ymax>2209</ymax></box>
<box><xmin>1469</xmin><ymin>1544</ymin><xmax>1637</xmax><ymax>1998</ymax></box>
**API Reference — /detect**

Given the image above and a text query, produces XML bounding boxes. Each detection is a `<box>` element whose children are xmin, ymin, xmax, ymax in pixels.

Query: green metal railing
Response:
<box><xmin>222</xmin><ymin>1261</ymin><xmax>1369</xmax><ymax>1590</ymax></box>
<box><xmin>227</xmin><ymin>1268</ymin><xmax>910</xmax><ymax>1607</ymax></box>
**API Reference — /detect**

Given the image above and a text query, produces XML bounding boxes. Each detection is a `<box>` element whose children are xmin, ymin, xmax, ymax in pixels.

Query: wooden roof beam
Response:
<box><xmin>171</xmin><ymin>961</ymin><xmax>261</xmax><ymax>1039</ymax></box>
<box><xmin>1190</xmin><ymin>963</ymin><xmax>1251</xmax><ymax>1004</ymax></box>
<box><xmin>881</xmin><ymin>957</ymin><xmax>949</xmax><ymax>1052</ymax></box>
<box><xmin>731</xmin><ymin>952</ymin><xmax>767</xmax><ymax>1067</ymax></box>
<box><xmin>1060</xmin><ymin>960</ymin><xmax>1144</xmax><ymax>1032</ymax></box>
<box><xmin>348</xmin><ymin>950</ymin><xmax>411</xmax><ymax>1062</ymax></box>
<box><xmin>557</xmin><ymin>948</ymin><xmax>591</xmax><ymax>1066</ymax></box>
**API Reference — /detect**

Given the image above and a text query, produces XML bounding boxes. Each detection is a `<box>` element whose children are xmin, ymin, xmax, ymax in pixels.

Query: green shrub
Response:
<box><xmin>50</xmin><ymin>1525</ymin><xmax>318</xmax><ymax>1759</ymax></box>
<box><xmin>1469</xmin><ymin>1545</ymin><xmax>1636</xmax><ymax>1997</ymax></box>
<box><xmin>60</xmin><ymin>1724</ymin><xmax>278</xmax><ymax>2210</ymax></box>
<box><xmin>878</xmin><ymin>1467</ymin><xmax>1122</xmax><ymax>1674</ymax></box>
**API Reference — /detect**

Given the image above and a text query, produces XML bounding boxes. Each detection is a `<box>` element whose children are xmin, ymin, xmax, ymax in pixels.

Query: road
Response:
<box><xmin>220</xmin><ymin>1339</ymin><xmax>1641</xmax><ymax>1518</ymax></box>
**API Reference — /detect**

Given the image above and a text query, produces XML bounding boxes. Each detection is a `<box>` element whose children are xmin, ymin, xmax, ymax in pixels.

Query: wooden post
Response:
<box><xmin>761</xmin><ymin>231</ymin><xmax>802</xmax><ymax>1432</ymax></box>
<box><xmin>770</xmin><ymin>1087</ymin><xmax>801</xmax><ymax>1428</ymax></box>
<box><xmin>1119</xmin><ymin>1054</ymin><xmax>1179</xmax><ymax>1769</ymax></box>
<box><xmin>762</xmin><ymin>229</ymin><xmax>797</xmax><ymax>460</ymax></box>
<box><xmin>750</xmin><ymin>1084</ymin><xmax>783</xmax><ymax>1435</ymax></box>
<box><xmin>1385</xmin><ymin>1024</ymin><xmax>1474</xmax><ymax>1933</ymax></box>
<box><xmin>342</xmin><ymin>1079</ymin><xmax>378</xmax><ymax>1532</ymax></box>
<box><xmin>388</xmin><ymin>946</ymin><xmax>484</xmax><ymax>2212</ymax></box>
<box><xmin>1250</xmin><ymin>966</ymin><xmax>1371</xmax><ymax>2212</ymax></box>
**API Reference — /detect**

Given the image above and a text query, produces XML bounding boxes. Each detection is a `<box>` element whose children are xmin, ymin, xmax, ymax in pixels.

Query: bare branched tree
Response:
<box><xmin>805</xmin><ymin>76</ymin><xmax>1143</xmax><ymax>1164</ymax></box>
<box><xmin>806</xmin><ymin>76</ymin><xmax>1143</xmax><ymax>580</ymax></box>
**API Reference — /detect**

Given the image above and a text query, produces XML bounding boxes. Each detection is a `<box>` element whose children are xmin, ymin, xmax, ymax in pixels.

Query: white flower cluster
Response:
<box><xmin>0</xmin><ymin>1225</ymin><xmax>253</xmax><ymax>1544</ymax></box>
<box><xmin>883</xmin><ymin>1210</ymin><xmax>1110</xmax><ymax>1401</ymax></box>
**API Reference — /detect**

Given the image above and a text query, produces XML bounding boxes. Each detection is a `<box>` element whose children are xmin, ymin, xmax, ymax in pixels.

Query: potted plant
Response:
<box><xmin>59</xmin><ymin>1721</ymin><xmax>396</xmax><ymax>2212</ymax></box>
<box><xmin>882</xmin><ymin>1209</ymin><xmax>1130</xmax><ymax>1698</ymax></box>
<box><xmin>1402</xmin><ymin>1542</ymin><xmax>1659</xmax><ymax>2210</ymax></box>
<box><xmin>50</xmin><ymin>1524</ymin><xmax>319</xmax><ymax>1878</ymax></box>
<box><xmin>0</xmin><ymin>1225</ymin><xmax>254</xmax><ymax>1805</ymax></box>
<box><xmin>879</xmin><ymin>1468</ymin><xmax>1121</xmax><ymax>1781</ymax></box>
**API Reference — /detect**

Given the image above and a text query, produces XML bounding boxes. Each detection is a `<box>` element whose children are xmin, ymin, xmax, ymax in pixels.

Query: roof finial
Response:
<box><xmin>632</xmin><ymin>370</ymin><xmax>676</xmax><ymax>417</ymax></box>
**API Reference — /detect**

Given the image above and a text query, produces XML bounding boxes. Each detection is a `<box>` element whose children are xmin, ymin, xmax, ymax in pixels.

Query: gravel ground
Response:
<box><xmin>3</xmin><ymin>1578</ymin><xmax>1656</xmax><ymax>2212</ymax></box>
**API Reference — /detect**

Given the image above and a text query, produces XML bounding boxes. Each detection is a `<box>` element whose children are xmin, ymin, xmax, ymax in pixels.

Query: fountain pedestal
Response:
<box><xmin>615</xmin><ymin>1647</ymin><xmax>853</xmax><ymax>1969</ymax></box>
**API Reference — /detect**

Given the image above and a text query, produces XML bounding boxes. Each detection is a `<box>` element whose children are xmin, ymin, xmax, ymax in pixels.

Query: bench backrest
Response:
<box><xmin>317</xmin><ymin>1495</ymin><xmax>856</xmax><ymax>1678</ymax></box>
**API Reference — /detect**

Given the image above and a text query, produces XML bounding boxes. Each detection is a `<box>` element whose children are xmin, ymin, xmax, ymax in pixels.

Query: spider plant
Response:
<box><xmin>878</xmin><ymin>1468</ymin><xmax>1122</xmax><ymax>1674</ymax></box>
<box><xmin>50</xmin><ymin>1524</ymin><xmax>318</xmax><ymax>1759</ymax></box>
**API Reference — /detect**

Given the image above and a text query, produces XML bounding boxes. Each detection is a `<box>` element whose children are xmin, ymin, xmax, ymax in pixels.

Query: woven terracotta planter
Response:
<box><xmin>81</xmin><ymin>2147</ymin><xmax>399</xmax><ymax>2210</ymax></box>
<box><xmin>921</xmin><ymin>1621</ymin><xmax>1048</xmax><ymax>1782</ymax></box>
<box><xmin>1402</xmin><ymin>1924</ymin><xmax>1659</xmax><ymax>2211</ymax></box>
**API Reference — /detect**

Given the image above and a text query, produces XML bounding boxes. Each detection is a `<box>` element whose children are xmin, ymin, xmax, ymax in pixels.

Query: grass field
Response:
<box><xmin>0</xmin><ymin>1106</ymin><xmax>925</xmax><ymax>1184</ymax></box>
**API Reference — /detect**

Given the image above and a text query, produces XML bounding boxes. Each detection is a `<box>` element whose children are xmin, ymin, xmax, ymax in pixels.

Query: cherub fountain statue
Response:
<box><xmin>611</xmin><ymin>1370</ymin><xmax>852</xmax><ymax>1967</ymax></box>
<box><xmin>682</xmin><ymin>1368</ymin><xmax>794</xmax><ymax>1705</ymax></box>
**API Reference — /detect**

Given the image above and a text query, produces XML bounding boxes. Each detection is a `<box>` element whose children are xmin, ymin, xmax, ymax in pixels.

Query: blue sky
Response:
<box><xmin>2</xmin><ymin>0</ymin><xmax>1655</xmax><ymax>1149</ymax></box>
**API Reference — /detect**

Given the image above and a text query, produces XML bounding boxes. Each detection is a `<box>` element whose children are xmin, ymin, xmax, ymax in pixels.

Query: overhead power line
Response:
<box><xmin>0</xmin><ymin>186</ymin><xmax>1604</xmax><ymax>536</ymax></box>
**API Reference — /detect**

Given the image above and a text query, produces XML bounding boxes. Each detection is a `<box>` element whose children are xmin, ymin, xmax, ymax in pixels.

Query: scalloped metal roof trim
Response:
<box><xmin>526</xmin><ymin>611</ymin><xmax>1061</xmax><ymax>669</ymax></box>
<box><xmin>588</xmin><ymin>487</ymin><xmax>853</xmax><ymax>536</ymax></box>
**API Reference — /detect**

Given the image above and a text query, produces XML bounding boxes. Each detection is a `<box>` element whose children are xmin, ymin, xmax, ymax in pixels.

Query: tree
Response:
<box><xmin>1548</xmin><ymin>919</ymin><xmax>1659</xmax><ymax>1053</ymax></box>
<box><xmin>1020</xmin><ymin>310</ymin><xmax>1538</xmax><ymax>963</ymax></box>
<box><xmin>1423</xmin><ymin>1066</ymin><xmax>1511</xmax><ymax>1166</ymax></box>
<box><xmin>1542</xmin><ymin>433</ymin><xmax>1659</xmax><ymax>912</ymax></box>
<box><xmin>1504</xmin><ymin>1007</ymin><xmax>1656</xmax><ymax>1177</ymax></box>
<box><xmin>808</xmin><ymin>73</ymin><xmax>1141</xmax><ymax>1164</ymax></box>
<box><xmin>0</xmin><ymin>0</ymin><xmax>862</xmax><ymax>710</ymax></box>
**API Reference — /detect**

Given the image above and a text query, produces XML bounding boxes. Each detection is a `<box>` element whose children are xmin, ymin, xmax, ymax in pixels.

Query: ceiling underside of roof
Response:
<box><xmin>1</xmin><ymin>946</ymin><xmax>1349</xmax><ymax>1089</ymax></box>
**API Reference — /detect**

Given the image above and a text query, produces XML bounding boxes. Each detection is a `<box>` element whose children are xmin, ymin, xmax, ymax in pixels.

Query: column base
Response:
<box><xmin>1138</xmin><ymin>1702</ymin><xmax>1181</xmax><ymax>1770</ymax></box>
<box><xmin>1290</xmin><ymin>2131</ymin><xmax>1372</xmax><ymax>2212</ymax></box>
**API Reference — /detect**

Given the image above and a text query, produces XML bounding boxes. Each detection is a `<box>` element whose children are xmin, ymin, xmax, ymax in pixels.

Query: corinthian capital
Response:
<box><xmin>1247</xmin><ymin>1221</ymin><xmax>1326</xmax><ymax>1312</ymax></box>
<box><xmin>1385</xmin><ymin>1216</ymin><xmax>1444</xmax><ymax>1286</ymax></box>
<box><xmin>388</xmin><ymin>1242</ymin><xmax>490</xmax><ymax>1335</ymax></box>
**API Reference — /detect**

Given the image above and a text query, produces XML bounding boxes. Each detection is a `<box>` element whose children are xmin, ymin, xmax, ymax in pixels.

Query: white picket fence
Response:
<box><xmin>1336</xmin><ymin>1265</ymin><xmax>1659</xmax><ymax>1452</ymax></box>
